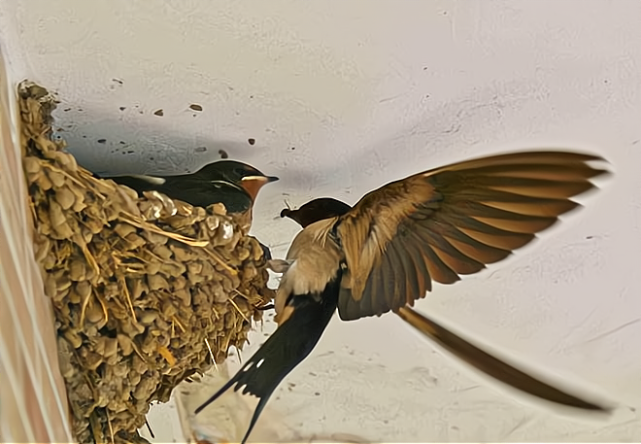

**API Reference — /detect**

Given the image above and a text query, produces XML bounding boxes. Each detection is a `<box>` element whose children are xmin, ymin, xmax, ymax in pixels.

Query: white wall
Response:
<box><xmin>1</xmin><ymin>0</ymin><xmax>640</xmax><ymax>441</ymax></box>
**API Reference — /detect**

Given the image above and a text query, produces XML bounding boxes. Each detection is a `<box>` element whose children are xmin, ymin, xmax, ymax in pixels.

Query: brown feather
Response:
<box><xmin>441</xmin><ymin>200</ymin><xmax>561</xmax><ymax>228</ymax></box>
<box><xmin>442</xmin><ymin>234</ymin><xmax>513</xmax><ymax>264</ymax></box>
<box><xmin>471</xmin><ymin>215</ymin><xmax>559</xmax><ymax>233</ymax></box>
<box><xmin>455</xmin><ymin>226</ymin><xmax>536</xmax><ymax>250</ymax></box>
<box><xmin>450</xmin><ymin>163</ymin><xmax>605</xmax><ymax>181</ymax></box>
<box><xmin>430</xmin><ymin>242</ymin><xmax>486</xmax><ymax>275</ymax></box>
<box><xmin>368</xmin><ymin>259</ymin><xmax>388</xmax><ymax>315</ymax></box>
<box><xmin>419</xmin><ymin>240</ymin><xmax>461</xmax><ymax>285</ymax></box>
<box><xmin>475</xmin><ymin>179</ymin><xmax>595</xmax><ymax>199</ymax></box>
<box><xmin>433</xmin><ymin>171</ymin><xmax>602</xmax><ymax>198</ymax></box>
<box><xmin>396</xmin><ymin>306</ymin><xmax>609</xmax><ymax>412</ymax></box>
<box><xmin>480</xmin><ymin>198</ymin><xmax>579</xmax><ymax>217</ymax></box>
<box><xmin>430</xmin><ymin>150</ymin><xmax>603</xmax><ymax>170</ymax></box>
<box><xmin>336</xmin><ymin>150</ymin><xmax>608</xmax><ymax>321</ymax></box>
<box><xmin>403</xmin><ymin>236</ymin><xmax>433</xmax><ymax>294</ymax></box>
<box><xmin>415</xmin><ymin>216</ymin><xmax>515</xmax><ymax>264</ymax></box>
<box><xmin>400</xmin><ymin>241</ymin><xmax>428</xmax><ymax>304</ymax></box>
<box><xmin>412</xmin><ymin>224</ymin><xmax>482</xmax><ymax>265</ymax></box>
<box><xmin>386</xmin><ymin>241</ymin><xmax>410</xmax><ymax>313</ymax></box>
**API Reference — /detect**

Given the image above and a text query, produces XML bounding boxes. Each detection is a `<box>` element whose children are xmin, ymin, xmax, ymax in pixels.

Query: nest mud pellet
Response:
<box><xmin>18</xmin><ymin>81</ymin><xmax>275</xmax><ymax>444</ymax></box>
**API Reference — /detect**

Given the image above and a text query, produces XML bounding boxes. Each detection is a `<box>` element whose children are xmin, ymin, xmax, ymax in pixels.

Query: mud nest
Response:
<box><xmin>18</xmin><ymin>81</ymin><xmax>275</xmax><ymax>443</ymax></box>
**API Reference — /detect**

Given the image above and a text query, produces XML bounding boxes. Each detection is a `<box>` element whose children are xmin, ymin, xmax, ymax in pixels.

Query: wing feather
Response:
<box><xmin>336</xmin><ymin>150</ymin><xmax>608</xmax><ymax>320</ymax></box>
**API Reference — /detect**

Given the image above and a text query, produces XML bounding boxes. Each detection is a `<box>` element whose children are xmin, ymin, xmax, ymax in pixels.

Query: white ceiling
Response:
<box><xmin>2</xmin><ymin>0</ymin><xmax>640</xmax><ymax>441</ymax></box>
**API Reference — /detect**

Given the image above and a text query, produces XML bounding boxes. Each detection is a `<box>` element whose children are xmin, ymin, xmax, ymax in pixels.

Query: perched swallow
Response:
<box><xmin>281</xmin><ymin>196</ymin><xmax>608</xmax><ymax>412</ymax></box>
<box><xmin>107</xmin><ymin>160</ymin><xmax>279</xmax><ymax>232</ymax></box>
<box><xmin>195</xmin><ymin>150</ymin><xmax>610</xmax><ymax>443</ymax></box>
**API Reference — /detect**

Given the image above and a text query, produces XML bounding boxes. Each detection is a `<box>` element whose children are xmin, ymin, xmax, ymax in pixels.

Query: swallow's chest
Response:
<box><xmin>275</xmin><ymin>223</ymin><xmax>344</xmax><ymax>312</ymax></box>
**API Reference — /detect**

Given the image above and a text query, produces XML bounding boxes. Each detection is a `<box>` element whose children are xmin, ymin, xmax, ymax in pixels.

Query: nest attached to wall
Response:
<box><xmin>18</xmin><ymin>81</ymin><xmax>275</xmax><ymax>444</ymax></box>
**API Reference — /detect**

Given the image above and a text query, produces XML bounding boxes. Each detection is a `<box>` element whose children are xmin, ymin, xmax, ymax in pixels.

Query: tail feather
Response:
<box><xmin>195</xmin><ymin>277</ymin><xmax>341</xmax><ymax>443</ymax></box>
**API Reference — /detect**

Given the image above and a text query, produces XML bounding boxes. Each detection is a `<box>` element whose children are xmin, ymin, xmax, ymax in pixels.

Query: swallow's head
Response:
<box><xmin>280</xmin><ymin>197</ymin><xmax>352</xmax><ymax>228</ymax></box>
<box><xmin>200</xmin><ymin>160</ymin><xmax>279</xmax><ymax>202</ymax></box>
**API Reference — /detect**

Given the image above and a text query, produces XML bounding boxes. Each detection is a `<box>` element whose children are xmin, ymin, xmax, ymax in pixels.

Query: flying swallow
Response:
<box><xmin>281</xmin><ymin>196</ymin><xmax>609</xmax><ymax>412</ymax></box>
<box><xmin>107</xmin><ymin>160</ymin><xmax>279</xmax><ymax>233</ymax></box>
<box><xmin>195</xmin><ymin>150</ymin><xmax>610</xmax><ymax>443</ymax></box>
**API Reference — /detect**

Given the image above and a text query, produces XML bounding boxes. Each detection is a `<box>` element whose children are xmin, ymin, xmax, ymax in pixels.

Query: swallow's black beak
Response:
<box><xmin>280</xmin><ymin>208</ymin><xmax>291</xmax><ymax>218</ymax></box>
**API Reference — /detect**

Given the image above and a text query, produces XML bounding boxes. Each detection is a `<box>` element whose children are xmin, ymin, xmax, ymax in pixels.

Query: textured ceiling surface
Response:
<box><xmin>1</xmin><ymin>0</ymin><xmax>641</xmax><ymax>441</ymax></box>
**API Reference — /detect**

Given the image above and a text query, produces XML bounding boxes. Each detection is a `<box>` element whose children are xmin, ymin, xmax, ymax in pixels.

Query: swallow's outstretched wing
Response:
<box><xmin>195</xmin><ymin>277</ymin><xmax>341</xmax><ymax>444</ymax></box>
<box><xmin>335</xmin><ymin>150</ymin><xmax>608</xmax><ymax>320</ymax></box>
<box><xmin>279</xmin><ymin>184</ymin><xmax>611</xmax><ymax>414</ymax></box>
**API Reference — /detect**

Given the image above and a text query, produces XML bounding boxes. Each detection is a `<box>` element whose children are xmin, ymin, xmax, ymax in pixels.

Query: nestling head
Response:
<box><xmin>199</xmin><ymin>160</ymin><xmax>279</xmax><ymax>201</ymax></box>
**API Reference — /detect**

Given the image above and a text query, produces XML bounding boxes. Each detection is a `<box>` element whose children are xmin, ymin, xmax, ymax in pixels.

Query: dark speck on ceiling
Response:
<box><xmin>119</xmin><ymin>106</ymin><xmax>126</xmax><ymax>111</ymax></box>
<box><xmin>218</xmin><ymin>149</ymin><xmax>229</xmax><ymax>159</ymax></box>
<box><xmin>97</xmin><ymin>138</ymin><xmax>107</xmax><ymax>144</ymax></box>
<box><xmin>189</xmin><ymin>104</ymin><xmax>203</xmax><ymax>112</ymax></box>
<box><xmin>112</xmin><ymin>78</ymin><xmax>124</xmax><ymax>85</ymax></box>
<box><xmin>248</xmin><ymin>138</ymin><xmax>255</xmax><ymax>145</ymax></box>
<box><xmin>194</xmin><ymin>146</ymin><xmax>207</xmax><ymax>153</ymax></box>
<box><xmin>153</xmin><ymin>109</ymin><xmax>164</xmax><ymax>116</ymax></box>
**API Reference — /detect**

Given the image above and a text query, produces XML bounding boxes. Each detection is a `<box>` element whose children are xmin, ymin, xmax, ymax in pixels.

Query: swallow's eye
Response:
<box><xmin>235</xmin><ymin>167</ymin><xmax>249</xmax><ymax>176</ymax></box>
